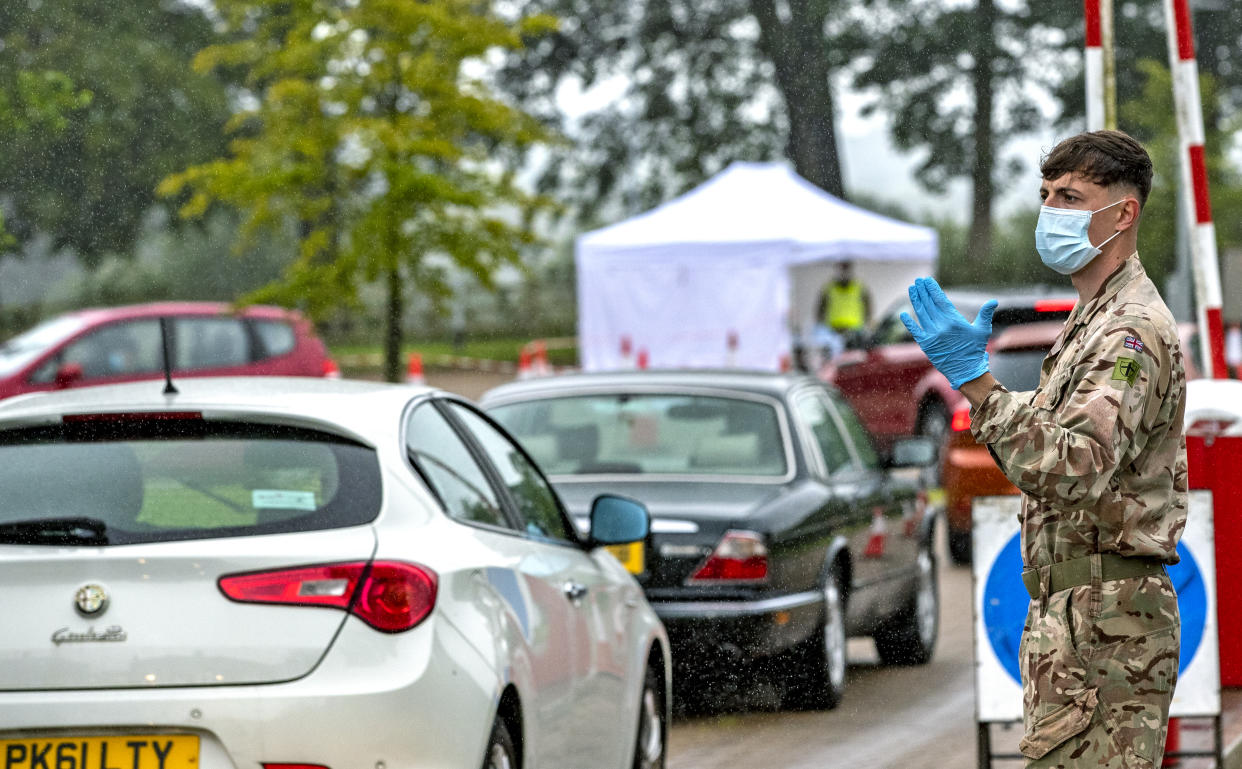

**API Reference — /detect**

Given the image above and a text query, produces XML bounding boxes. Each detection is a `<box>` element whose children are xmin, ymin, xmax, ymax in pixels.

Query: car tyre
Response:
<box><xmin>783</xmin><ymin>566</ymin><xmax>846</xmax><ymax>710</ymax></box>
<box><xmin>633</xmin><ymin>664</ymin><xmax>666</xmax><ymax>769</ymax></box>
<box><xmin>874</xmin><ymin>541</ymin><xmax>939</xmax><ymax>666</ymax></box>
<box><xmin>948</xmin><ymin>527</ymin><xmax>972</xmax><ymax>565</ymax></box>
<box><xmin>481</xmin><ymin>717</ymin><xmax>517</xmax><ymax>769</ymax></box>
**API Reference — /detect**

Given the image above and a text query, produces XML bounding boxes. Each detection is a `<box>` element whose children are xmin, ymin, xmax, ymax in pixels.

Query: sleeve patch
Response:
<box><xmin>1112</xmin><ymin>357</ymin><xmax>1141</xmax><ymax>386</ymax></box>
<box><xmin>1124</xmin><ymin>336</ymin><xmax>1145</xmax><ymax>353</ymax></box>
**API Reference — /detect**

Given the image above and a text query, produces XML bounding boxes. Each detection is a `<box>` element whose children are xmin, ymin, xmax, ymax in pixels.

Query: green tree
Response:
<box><xmin>0</xmin><ymin>69</ymin><xmax>92</xmax><ymax>248</ymax></box>
<box><xmin>0</xmin><ymin>0</ymin><xmax>230</xmax><ymax>263</ymax></box>
<box><xmin>497</xmin><ymin>0</ymin><xmax>854</xmax><ymax>224</ymax></box>
<box><xmin>848</xmin><ymin>0</ymin><xmax>1071</xmax><ymax>268</ymax></box>
<box><xmin>162</xmin><ymin>0</ymin><xmax>552</xmax><ymax>382</ymax></box>
<box><xmin>1119</xmin><ymin>60</ymin><xmax>1242</xmax><ymax>290</ymax></box>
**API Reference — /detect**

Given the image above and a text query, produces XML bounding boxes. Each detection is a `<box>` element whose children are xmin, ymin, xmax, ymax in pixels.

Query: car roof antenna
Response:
<box><xmin>159</xmin><ymin>317</ymin><xmax>178</xmax><ymax>395</ymax></box>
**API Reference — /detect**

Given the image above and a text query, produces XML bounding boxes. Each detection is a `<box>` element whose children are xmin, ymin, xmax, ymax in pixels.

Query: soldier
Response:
<box><xmin>901</xmin><ymin>130</ymin><xmax>1185</xmax><ymax>768</ymax></box>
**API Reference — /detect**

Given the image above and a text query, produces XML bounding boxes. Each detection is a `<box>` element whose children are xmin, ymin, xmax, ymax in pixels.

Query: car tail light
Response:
<box><xmin>219</xmin><ymin>561</ymin><xmax>437</xmax><ymax>633</ymax></box>
<box><xmin>951</xmin><ymin>405</ymin><xmax>972</xmax><ymax>432</ymax></box>
<box><xmin>1034</xmin><ymin>299</ymin><xmax>1076</xmax><ymax>313</ymax></box>
<box><xmin>688</xmin><ymin>530</ymin><xmax>768</xmax><ymax>583</ymax></box>
<box><xmin>322</xmin><ymin>358</ymin><xmax>342</xmax><ymax>379</ymax></box>
<box><xmin>63</xmin><ymin>411</ymin><xmax>204</xmax><ymax>423</ymax></box>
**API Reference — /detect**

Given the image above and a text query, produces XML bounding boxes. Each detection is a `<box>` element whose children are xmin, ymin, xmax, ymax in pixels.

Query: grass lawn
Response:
<box><xmin>330</xmin><ymin>337</ymin><xmax>579</xmax><ymax>368</ymax></box>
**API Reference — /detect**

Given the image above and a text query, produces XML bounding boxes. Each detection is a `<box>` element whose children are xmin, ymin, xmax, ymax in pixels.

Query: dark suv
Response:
<box><xmin>818</xmin><ymin>288</ymin><xmax>1076</xmax><ymax>453</ymax></box>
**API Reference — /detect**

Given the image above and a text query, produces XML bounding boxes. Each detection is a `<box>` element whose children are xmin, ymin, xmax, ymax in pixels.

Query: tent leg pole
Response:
<box><xmin>978</xmin><ymin>721</ymin><xmax>992</xmax><ymax>769</ymax></box>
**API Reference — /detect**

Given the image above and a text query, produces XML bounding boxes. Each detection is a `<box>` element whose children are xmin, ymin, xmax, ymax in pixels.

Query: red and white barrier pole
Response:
<box><xmin>1164</xmin><ymin>0</ymin><xmax>1229</xmax><ymax>378</ymax></box>
<box><xmin>1084</xmin><ymin>0</ymin><xmax>1106</xmax><ymax>129</ymax></box>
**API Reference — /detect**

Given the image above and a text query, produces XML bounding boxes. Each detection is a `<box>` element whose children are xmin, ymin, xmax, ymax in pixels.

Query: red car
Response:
<box><xmin>819</xmin><ymin>289</ymin><xmax>1077</xmax><ymax>453</ymax></box>
<box><xmin>0</xmin><ymin>302</ymin><xmax>339</xmax><ymax>400</ymax></box>
<box><xmin>940</xmin><ymin>320</ymin><xmax>1203</xmax><ymax>564</ymax></box>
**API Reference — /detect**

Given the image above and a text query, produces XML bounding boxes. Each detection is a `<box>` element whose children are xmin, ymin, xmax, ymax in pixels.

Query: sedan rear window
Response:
<box><xmin>0</xmin><ymin>420</ymin><xmax>381</xmax><ymax>546</ymax></box>
<box><xmin>490</xmin><ymin>394</ymin><xmax>788</xmax><ymax>477</ymax></box>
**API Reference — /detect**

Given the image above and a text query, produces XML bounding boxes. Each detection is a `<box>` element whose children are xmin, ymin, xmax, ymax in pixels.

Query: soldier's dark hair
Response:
<box><xmin>1040</xmin><ymin>130</ymin><xmax>1154</xmax><ymax>208</ymax></box>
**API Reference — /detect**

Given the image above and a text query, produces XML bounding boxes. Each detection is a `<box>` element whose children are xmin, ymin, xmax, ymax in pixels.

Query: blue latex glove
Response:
<box><xmin>899</xmin><ymin>277</ymin><xmax>998</xmax><ymax>390</ymax></box>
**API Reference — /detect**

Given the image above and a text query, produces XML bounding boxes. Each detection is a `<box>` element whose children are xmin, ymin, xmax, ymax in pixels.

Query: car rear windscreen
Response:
<box><xmin>0</xmin><ymin>420</ymin><xmax>381</xmax><ymax>546</ymax></box>
<box><xmin>989</xmin><ymin>348</ymin><xmax>1048</xmax><ymax>391</ymax></box>
<box><xmin>491</xmin><ymin>393</ymin><xmax>789</xmax><ymax>477</ymax></box>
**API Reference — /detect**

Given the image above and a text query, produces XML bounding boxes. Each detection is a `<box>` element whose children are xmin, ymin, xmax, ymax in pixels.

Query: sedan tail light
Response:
<box><xmin>951</xmin><ymin>405</ymin><xmax>972</xmax><ymax>432</ymax></box>
<box><xmin>219</xmin><ymin>561</ymin><xmax>437</xmax><ymax>633</ymax></box>
<box><xmin>322</xmin><ymin>358</ymin><xmax>342</xmax><ymax>379</ymax></box>
<box><xmin>688</xmin><ymin>530</ymin><xmax>768</xmax><ymax>583</ymax></box>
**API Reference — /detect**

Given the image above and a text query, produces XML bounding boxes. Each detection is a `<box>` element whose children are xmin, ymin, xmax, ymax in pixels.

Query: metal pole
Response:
<box><xmin>1163</xmin><ymin>0</ymin><xmax>1230</xmax><ymax>378</ymax></box>
<box><xmin>1084</xmin><ymin>0</ymin><xmax>1105</xmax><ymax>130</ymax></box>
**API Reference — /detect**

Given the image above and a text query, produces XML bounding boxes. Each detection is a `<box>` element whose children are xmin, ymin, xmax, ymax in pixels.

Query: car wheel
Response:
<box><xmin>948</xmin><ymin>527</ymin><xmax>972</xmax><ymax>565</ymax></box>
<box><xmin>874</xmin><ymin>542</ymin><xmax>939</xmax><ymax>666</ymax></box>
<box><xmin>481</xmin><ymin>717</ymin><xmax>517</xmax><ymax>769</ymax></box>
<box><xmin>633</xmin><ymin>664</ymin><xmax>666</xmax><ymax>769</ymax></box>
<box><xmin>783</xmin><ymin>566</ymin><xmax>846</xmax><ymax>710</ymax></box>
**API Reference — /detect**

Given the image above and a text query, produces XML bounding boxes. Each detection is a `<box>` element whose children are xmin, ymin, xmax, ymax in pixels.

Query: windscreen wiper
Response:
<box><xmin>0</xmin><ymin>516</ymin><xmax>109</xmax><ymax>545</ymax></box>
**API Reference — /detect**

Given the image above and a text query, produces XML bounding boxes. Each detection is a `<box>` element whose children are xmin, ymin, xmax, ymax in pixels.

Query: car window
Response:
<box><xmin>174</xmin><ymin>317</ymin><xmax>250</xmax><ymax>370</ymax></box>
<box><xmin>489</xmin><ymin>393</ymin><xmax>789</xmax><ymax>477</ymax></box>
<box><xmin>0</xmin><ymin>420</ymin><xmax>381</xmax><ymax>546</ymax></box>
<box><xmin>404</xmin><ymin>402</ymin><xmax>510</xmax><ymax>529</ymax></box>
<box><xmin>0</xmin><ymin>315</ymin><xmax>88</xmax><ymax>377</ymax></box>
<box><xmin>826</xmin><ymin>393</ymin><xmax>881</xmax><ymax>470</ymax></box>
<box><xmin>872</xmin><ymin>310</ymin><xmax>913</xmax><ymax>346</ymax></box>
<box><xmin>990</xmin><ymin>348</ymin><xmax>1049</xmax><ymax>391</ymax></box>
<box><xmin>448</xmin><ymin>403</ymin><xmax>575</xmax><ymax>543</ymax></box>
<box><xmin>794</xmin><ymin>391</ymin><xmax>854</xmax><ymax>476</ymax></box>
<box><xmin>29</xmin><ymin>319</ymin><xmax>164</xmax><ymax>382</ymax></box>
<box><xmin>252</xmin><ymin>319</ymin><xmax>297</xmax><ymax>359</ymax></box>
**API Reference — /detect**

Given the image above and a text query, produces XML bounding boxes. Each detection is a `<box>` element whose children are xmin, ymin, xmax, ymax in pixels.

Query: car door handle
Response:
<box><xmin>563</xmin><ymin>581</ymin><xmax>588</xmax><ymax>602</ymax></box>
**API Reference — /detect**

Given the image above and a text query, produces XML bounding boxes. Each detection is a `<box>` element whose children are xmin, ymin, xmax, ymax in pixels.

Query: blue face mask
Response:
<box><xmin>1034</xmin><ymin>198</ymin><xmax>1125</xmax><ymax>275</ymax></box>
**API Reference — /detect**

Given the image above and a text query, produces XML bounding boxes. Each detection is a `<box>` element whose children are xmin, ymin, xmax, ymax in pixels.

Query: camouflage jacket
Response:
<box><xmin>969</xmin><ymin>253</ymin><xmax>1188</xmax><ymax>568</ymax></box>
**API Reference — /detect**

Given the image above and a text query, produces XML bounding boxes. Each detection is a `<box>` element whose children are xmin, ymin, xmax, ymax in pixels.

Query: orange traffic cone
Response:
<box><xmin>778</xmin><ymin>353</ymin><xmax>792</xmax><ymax>373</ymax></box>
<box><xmin>532</xmin><ymin>339</ymin><xmax>551</xmax><ymax>377</ymax></box>
<box><xmin>636</xmin><ymin>348</ymin><xmax>649</xmax><ymax>370</ymax></box>
<box><xmin>864</xmin><ymin>506</ymin><xmax>887</xmax><ymax>558</ymax></box>
<box><xmin>405</xmin><ymin>352</ymin><xmax>426</xmax><ymax>385</ymax></box>
<box><xmin>517</xmin><ymin>346</ymin><xmax>534</xmax><ymax>380</ymax></box>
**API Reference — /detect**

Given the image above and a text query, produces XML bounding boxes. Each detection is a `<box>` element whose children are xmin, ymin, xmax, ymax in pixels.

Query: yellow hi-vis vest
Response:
<box><xmin>824</xmin><ymin>281</ymin><xmax>865</xmax><ymax>331</ymax></box>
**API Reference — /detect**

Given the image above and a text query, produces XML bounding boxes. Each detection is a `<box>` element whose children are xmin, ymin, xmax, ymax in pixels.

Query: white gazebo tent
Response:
<box><xmin>576</xmin><ymin>161</ymin><xmax>938</xmax><ymax>371</ymax></box>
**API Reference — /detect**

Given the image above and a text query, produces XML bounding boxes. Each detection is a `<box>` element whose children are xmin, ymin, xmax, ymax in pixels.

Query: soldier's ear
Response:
<box><xmin>1116</xmin><ymin>197</ymin><xmax>1141</xmax><ymax>231</ymax></box>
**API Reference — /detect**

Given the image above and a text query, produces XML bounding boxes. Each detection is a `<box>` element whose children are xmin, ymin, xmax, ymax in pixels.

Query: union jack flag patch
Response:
<box><xmin>1124</xmin><ymin>336</ymin><xmax>1145</xmax><ymax>353</ymax></box>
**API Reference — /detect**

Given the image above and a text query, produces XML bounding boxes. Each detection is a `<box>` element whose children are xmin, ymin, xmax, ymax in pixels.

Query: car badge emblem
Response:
<box><xmin>74</xmin><ymin>583</ymin><xmax>109</xmax><ymax>617</ymax></box>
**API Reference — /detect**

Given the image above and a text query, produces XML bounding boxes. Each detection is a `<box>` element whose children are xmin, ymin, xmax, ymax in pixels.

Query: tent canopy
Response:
<box><xmin>577</xmin><ymin>162</ymin><xmax>937</xmax><ymax>371</ymax></box>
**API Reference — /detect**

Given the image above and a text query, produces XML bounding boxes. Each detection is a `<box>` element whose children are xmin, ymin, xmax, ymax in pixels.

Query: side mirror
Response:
<box><xmin>589</xmin><ymin>494</ymin><xmax>650</xmax><ymax>545</ymax></box>
<box><xmin>53</xmin><ymin>362</ymin><xmax>84</xmax><ymax>389</ymax></box>
<box><xmin>886</xmin><ymin>436</ymin><xmax>938</xmax><ymax>469</ymax></box>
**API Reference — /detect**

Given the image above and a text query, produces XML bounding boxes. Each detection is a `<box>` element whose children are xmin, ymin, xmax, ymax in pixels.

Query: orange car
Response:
<box><xmin>940</xmin><ymin>321</ymin><xmax>1202</xmax><ymax>564</ymax></box>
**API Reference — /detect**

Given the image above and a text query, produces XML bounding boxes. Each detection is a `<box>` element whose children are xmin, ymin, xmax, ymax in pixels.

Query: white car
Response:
<box><xmin>0</xmin><ymin>377</ymin><xmax>670</xmax><ymax>769</ymax></box>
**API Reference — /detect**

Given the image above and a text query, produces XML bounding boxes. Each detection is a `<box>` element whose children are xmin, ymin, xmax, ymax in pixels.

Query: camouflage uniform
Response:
<box><xmin>969</xmin><ymin>253</ymin><xmax>1187</xmax><ymax>768</ymax></box>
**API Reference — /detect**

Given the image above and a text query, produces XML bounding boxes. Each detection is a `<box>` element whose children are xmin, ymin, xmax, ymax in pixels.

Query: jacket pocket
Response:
<box><xmin>1019</xmin><ymin>687</ymin><xmax>1098</xmax><ymax>760</ymax></box>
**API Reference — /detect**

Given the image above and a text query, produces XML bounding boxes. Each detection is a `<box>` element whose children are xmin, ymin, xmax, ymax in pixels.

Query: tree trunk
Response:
<box><xmin>967</xmin><ymin>0</ymin><xmax>996</xmax><ymax>266</ymax></box>
<box><xmin>750</xmin><ymin>0</ymin><xmax>847</xmax><ymax>198</ymax></box>
<box><xmin>383</xmin><ymin>260</ymin><xmax>404</xmax><ymax>383</ymax></box>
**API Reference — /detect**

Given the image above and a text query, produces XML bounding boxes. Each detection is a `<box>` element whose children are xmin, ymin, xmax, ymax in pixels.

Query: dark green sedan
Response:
<box><xmin>482</xmin><ymin>370</ymin><xmax>938</xmax><ymax>711</ymax></box>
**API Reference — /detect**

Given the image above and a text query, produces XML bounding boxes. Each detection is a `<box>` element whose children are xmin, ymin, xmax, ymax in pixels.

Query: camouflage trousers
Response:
<box><xmin>1019</xmin><ymin>570</ymin><xmax>1179</xmax><ymax>768</ymax></box>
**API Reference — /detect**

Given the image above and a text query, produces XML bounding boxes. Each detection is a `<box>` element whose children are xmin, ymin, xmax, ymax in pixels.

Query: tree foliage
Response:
<box><xmin>162</xmin><ymin>0</ymin><xmax>552</xmax><ymax>381</ymax></box>
<box><xmin>0</xmin><ymin>0</ymin><xmax>230</xmax><ymax>264</ymax></box>
<box><xmin>497</xmin><ymin>0</ymin><xmax>855</xmax><ymax>225</ymax></box>
<box><xmin>847</xmin><ymin>0</ymin><xmax>1075</xmax><ymax>264</ymax></box>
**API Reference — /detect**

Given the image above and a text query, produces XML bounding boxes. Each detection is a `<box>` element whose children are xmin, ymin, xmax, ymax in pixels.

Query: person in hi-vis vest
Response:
<box><xmin>813</xmin><ymin>261</ymin><xmax>872</xmax><ymax>360</ymax></box>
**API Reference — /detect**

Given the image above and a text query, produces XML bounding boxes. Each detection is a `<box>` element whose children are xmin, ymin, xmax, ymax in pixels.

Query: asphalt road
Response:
<box><xmin>666</xmin><ymin>526</ymin><xmax>1000</xmax><ymax>769</ymax></box>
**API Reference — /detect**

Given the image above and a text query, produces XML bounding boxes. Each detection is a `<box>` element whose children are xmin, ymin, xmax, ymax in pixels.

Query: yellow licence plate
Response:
<box><xmin>0</xmin><ymin>735</ymin><xmax>199</xmax><ymax>769</ymax></box>
<box><xmin>605</xmin><ymin>541</ymin><xmax>646</xmax><ymax>574</ymax></box>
